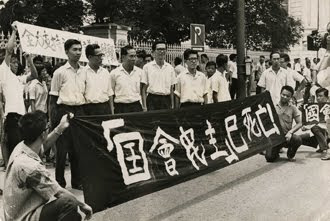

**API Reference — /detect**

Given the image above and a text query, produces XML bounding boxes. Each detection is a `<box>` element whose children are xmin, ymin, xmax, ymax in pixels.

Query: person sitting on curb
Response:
<box><xmin>3</xmin><ymin>111</ymin><xmax>93</xmax><ymax>221</ymax></box>
<box><xmin>265</xmin><ymin>85</ymin><xmax>302</xmax><ymax>162</ymax></box>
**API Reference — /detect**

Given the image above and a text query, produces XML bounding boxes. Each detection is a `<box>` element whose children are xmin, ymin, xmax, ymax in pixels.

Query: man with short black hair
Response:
<box><xmin>50</xmin><ymin>38</ymin><xmax>86</xmax><ymax>189</ymax></box>
<box><xmin>83</xmin><ymin>44</ymin><xmax>113</xmax><ymax>115</ymax></box>
<box><xmin>310</xmin><ymin>87</ymin><xmax>330</xmax><ymax>160</ymax></box>
<box><xmin>3</xmin><ymin>111</ymin><xmax>93</xmax><ymax>221</ymax></box>
<box><xmin>265</xmin><ymin>85</ymin><xmax>302</xmax><ymax>162</ymax></box>
<box><xmin>141</xmin><ymin>41</ymin><xmax>177</xmax><ymax>111</ymax></box>
<box><xmin>110</xmin><ymin>45</ymin><xmax>143</xmax><ymax>113</ymax></box>
<box><xmin>212</xmin><ymin>54</ymin><xmax>231</xmax><ymax>103</ymax></box>
<box><xmin>257</xmin><ymin>51</ymin><xmax>290</xmax><ymax>105</ymax></box>
<box><xmin>0</xmin><ymin>23</ymin><xmax>37</xmax><ymax>166</ymax></box>
<box><xmin>175</xmin><ymin>49</ymin><xmax>207</xmax><ymax>108</ymax></box>
<box><xmin>228</xmin><ymin>54</ymin><xmax>238</xmax><ymax>99</ymax></box>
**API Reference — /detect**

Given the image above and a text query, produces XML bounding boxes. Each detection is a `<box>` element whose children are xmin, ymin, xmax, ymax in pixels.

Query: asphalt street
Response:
<box><xmin>1</xmin><ymin>145</ymin><xmax>330</xmax><ymax>221</ymax></box>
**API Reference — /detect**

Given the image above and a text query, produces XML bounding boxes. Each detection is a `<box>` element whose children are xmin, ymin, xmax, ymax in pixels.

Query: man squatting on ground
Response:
<box><xmin>3</xmin><ymin>111</ymin><xmax>93</xmax><ymax>221</ymax></box>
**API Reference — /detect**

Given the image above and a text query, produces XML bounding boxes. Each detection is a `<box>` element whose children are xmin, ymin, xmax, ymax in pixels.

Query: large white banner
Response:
<box><xmin>16</xmin><ymin>22</ymin><xmax>117</xmax><ymax>65</ymax></box>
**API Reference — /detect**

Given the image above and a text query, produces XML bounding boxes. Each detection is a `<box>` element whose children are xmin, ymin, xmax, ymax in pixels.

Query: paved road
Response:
<box><xmin>1</xmin><ymin>145</ymin><xmax>330</xmax><ymax>221</ymax></box>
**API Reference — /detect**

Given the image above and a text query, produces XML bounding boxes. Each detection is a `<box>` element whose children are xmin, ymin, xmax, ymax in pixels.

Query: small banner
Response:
<box><xmin>70</xmin><ymin>92</ymin><xmax>285</xmax><ymax>212</ymax></box>
<box><xmin>15</xmin><ymin>22</ymin><xmax>117</xmax><ymax>65</ymax></box>
<box><xmin>302</xmin><ymin>103</ymin><xmax>330</xmax><ymax>125</ymax></box>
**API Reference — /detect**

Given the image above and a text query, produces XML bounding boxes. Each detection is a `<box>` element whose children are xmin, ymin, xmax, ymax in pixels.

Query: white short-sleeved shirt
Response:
<box><xmin>175</xmin><ymin>70</ymin><xmax>208</xmax><ymax>103</ymax></box>
<box><xmin>206</xmin><ymin>74</ymin><xmax>217</xmax><ymax>104</ymax></box>
<box><xmin>228</xmin><ymin>60</ymin><xmax>238</xmax><ymax>79</ymax></box>
<box><xmin>28</xmin><ymin>79</ymin><xmax>48</xmax><ymax>113</ymax></box>
<box><xmin>302</xmin><ymin>68</ymin><xmax>312</xmax><ymax>82</ymax></box>
<box><xmin>50</xmin><ymin>62</ymin><xmax>86</xmax><ymax>105</ymax></box>
<box><xmin>142</xmin><ymin>60</ymin><xmax>177</xmax><ymax>95</ymax></box>
<box><xmin>257</xmin><ymin>67</ymin><xmax>289</xmax><ymax>104</ymax></box>
<box><xmin>0</xmin><ymin>62</ymin><xmax>27</xmax><ymax>116</ymax></box>
<box><xmin>286</xmin><ymin>67</ymin><xmax>304</xmax><ymax>88</ymax></box>
<box><xmin>84</xmin><ymin>65</ymin><xmax>113</xmax><ymax>104</ymax></box>
<box><xmin>110</xmin><ymin>65</ymin><xmax>143</xmax><ymax>103</ymax></box>
<box><xmin>211</xmin><ymin>70</ymin><xmax>231</xmax><ymax>102</ymax></box>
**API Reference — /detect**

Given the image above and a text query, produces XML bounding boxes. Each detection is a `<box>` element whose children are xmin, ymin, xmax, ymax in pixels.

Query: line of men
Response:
<box><xmin>1</xmin><ymin>27</ymin><xmax>235</xmax><ymax>191</ymax></box>
<box><xmin>256</xmin><ymin>51</ymin><xmax>330</xmax><ymax>162</ymax></box>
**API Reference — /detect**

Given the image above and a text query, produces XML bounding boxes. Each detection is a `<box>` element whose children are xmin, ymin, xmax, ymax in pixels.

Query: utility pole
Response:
<box><xmin>236</xmin><ymin>0</ymin><xmax>246</xmax><ymax>98</ymax></box>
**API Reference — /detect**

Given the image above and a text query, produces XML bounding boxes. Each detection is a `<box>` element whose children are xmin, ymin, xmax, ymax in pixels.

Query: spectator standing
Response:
<box><xmin>174</xmin><ymin>57</ymin><xmax>186</xmax><ymax>76</ymax></box>
<box><xmin>110</xmin><ymin>45</ymin><xmax>143</xmax><ymax>113</ymax></box>
<box><xmin>212</xmin><ymin>54</ymin><xmax>231</xmax><ymax>103</ymax></box>
<box><xmin>205</xmin><ymin>61</ymin><xmax>217</xmax><ymax>104</ymax></box>
<box><xmin>257</xmin><ymin>51</ymin><xmax>290</xmax><ymax>105</ymax></box>
<box><xmin>49</xmin><ymin>39</ymin><xmax>86</xmax><ymax>189</ymax></box>
<box><xmin>175</xmin><ymin>49</ymin><xmax>208</xmax><ymax>108</ymax></box>
<box><xmin>141</xmin><ymin>41</ymin><xmax>177</xmax><ymax>110</ymax></box>
<box><xmin>83</xmin><ymin>44</ymin><xmax>113</xmax><ymax>115</ymax></box>
<box><xmin>199</xmin><ymin>53</ymin><xmax>209</xmax><ymax>74</ymax></box>
<box><xmin>255</xmin><ymin>55</ymin><xmax>266</xmax><ymax>94</ymax></box>
<box><xmin>0</xmin><ymin>23</ymin><xmax>37</xmax><ymax>166</ymax></box>
<box><xmin>228</xmin><ymin>54</ymin><xmax>238</xmax><ymax>99</ymax></box>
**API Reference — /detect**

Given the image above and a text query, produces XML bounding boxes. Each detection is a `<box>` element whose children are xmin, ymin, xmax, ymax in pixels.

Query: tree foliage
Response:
<box><xmin>0</xmin><ymin>0</ymin><xmax>303</xmax><ymax>50</ymax></box>
<box><xmin>89</xmin><ymin>0</ymin><xmax>303</xmax><ymax>50</ymax></box>
<box><xmin>0</xmin><ymin>0</ymin><xmax>85</xmax><ymax>33</ymax></box>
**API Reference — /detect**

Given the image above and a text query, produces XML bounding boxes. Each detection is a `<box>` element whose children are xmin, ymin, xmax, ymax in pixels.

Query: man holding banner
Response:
<box><xmin>49</xmin><ymin>39</ymin><xmax>85</xmax><ymax>189</ymax></box>
<box><xmin>265</xmin><ymin>85</ymin><xmax>302</xmax><ymax>162</ymax></box>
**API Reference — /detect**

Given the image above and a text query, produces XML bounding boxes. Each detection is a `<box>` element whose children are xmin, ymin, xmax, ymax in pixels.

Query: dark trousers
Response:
<box><xmin>147</xmin><ymin>94</ymin><xmax>171</xmax><ymax>111</ymax></box>
<box><xmin>180</xmin><ymin>102</ymin><xmax>202</xmax><ymax>108</ymax></box>
<box><xmin>39</xmin><ymin>195</ymin><xmax>81</xmax><ymax>221</ymax></box>
<box><xmin>256</xmin><ymin>85</ymin><xmax>262</xmax><ymax>94</ymax></box>
<box><xmin>51</xmin><ymin>104</ymin><xmax>84</xmax><ymax>188</ymax></box>
<box><xmin>3</xmin><ymin>113</ymin><xmax>22</xmax><ymax>163</ymax></box>
<box><xmin>114</xmin><ymin>101</ymin><xmax>142</xmax><ymax>114</ymax></box>
<box><xmin>230</xmin><ymin>78</ymin><xmax>238</xmax><ymax>99</ymax></box>
<box><xmin>83</xmin><ymin>101</ymin><xmax>111</xmax><ymax>115</ymax></box>
<box><xmin>311</xmin><ymin>125</ymin><xmax>328</xmax><ymax>151</ymax></box>
<box><xmin>265</xmin><ymin>134</ymin><xmax>302</xmax><ymax>162</ymax></box>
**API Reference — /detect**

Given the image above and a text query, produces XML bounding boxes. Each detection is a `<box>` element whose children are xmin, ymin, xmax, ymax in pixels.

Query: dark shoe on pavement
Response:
<box><xmin>0</xmin><ymin>188</ymin><xmax>3</xmax><ymax>195</ymax></box>
<box><xmin>316</xmin><ymin>149</ymin><xmax>325</xmax><ymax>153</ymax></box>
<box><xmin>0</xmin><ymin>159</ymin><xmax>4</xmax><ymax>167</ymax></box>
<box><xmin>287</xmin><ymin>145</ymin><xmax>299</xmax><ymax>160</ymax></box>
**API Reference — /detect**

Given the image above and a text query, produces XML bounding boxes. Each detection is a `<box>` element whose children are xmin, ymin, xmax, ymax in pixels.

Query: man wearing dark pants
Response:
<box><xmin>265</xmin><ymin>85</ymin><xmax>302</xmax><ymax>162</ymax></box>
<box><xmin>141</xmin><ymin>41</ymin><xmax>177</xmax><ymax>111</ymax></box>
<box><xmin>49</xmin><ymin>39</ymin><xmax>86</xmax><ymax>189</ymax></box>
<box><xmin>110</xmin><ymin>45</ymin><xmax>144</xmax><ymax>114</ymax></box>
<box><xmin>3</xmin><ymin>111</ymin><xmax>92</xmax><ymax>221</ymax></box>
<box><xmin>83</xmin><ymin>44</ymin><xmax>113</xmax><ymax>115</ymax></box>
<box><xmin>0</xmin><ymin>22</ymin><xmax>37</xmax><ymax>166</ymax></box>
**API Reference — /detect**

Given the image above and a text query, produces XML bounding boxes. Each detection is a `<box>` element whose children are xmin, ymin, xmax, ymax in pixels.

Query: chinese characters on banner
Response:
<box><xmin>70</xmin><ymin>92</ymin><xmax>285</xmax><ymax>212</ymax></box>
<box><xmin>15</xmin><ymin>22</ymin><xmax>117</xmax><ymax>65</ymax></box>
<box><xmin>302</xmin><ymin>103</ymin><xmax>330</xmax><ymax>125</ymax></box>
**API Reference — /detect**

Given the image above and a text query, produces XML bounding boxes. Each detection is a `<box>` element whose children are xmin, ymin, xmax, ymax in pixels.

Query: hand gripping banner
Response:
<box><xmin>70</xmin><ymin>92</ymin><xmax>285</xmax><ymax>212</ymax></box>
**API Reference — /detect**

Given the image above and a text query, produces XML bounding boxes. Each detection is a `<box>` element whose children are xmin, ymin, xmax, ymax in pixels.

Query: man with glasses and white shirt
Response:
<box><xmin>83</xmin><ymin>44</ymin><xmax>113</xmax><ymax>115</ymax></box>
<box><xmin>175</xmin><ymin>49</ymin><xmax>208</xmax><ymax>108</ymax></box>
<box><xmin>141</xmin><ymin>41</ymin><xmax>177</xmax><ymax>111</ymax></box>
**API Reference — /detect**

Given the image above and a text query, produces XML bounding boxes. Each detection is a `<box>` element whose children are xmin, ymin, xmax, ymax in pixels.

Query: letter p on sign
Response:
<box><xmin>190</xmin><ymin>24</ymin><xmax>205</xmax><ymax>52</ymax></box>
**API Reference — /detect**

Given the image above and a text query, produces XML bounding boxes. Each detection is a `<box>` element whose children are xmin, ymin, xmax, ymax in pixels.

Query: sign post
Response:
<box><xmin>190</xmin><ymin>24</ymin><xmax>205</xmax><ymax>52</ymax></box>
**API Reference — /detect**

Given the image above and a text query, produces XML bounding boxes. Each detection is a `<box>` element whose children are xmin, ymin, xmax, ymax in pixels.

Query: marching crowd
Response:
<box><xmin>0</xmin><ymin>21</ymin><xmax>329</xmax><ymax>220</ymax></box>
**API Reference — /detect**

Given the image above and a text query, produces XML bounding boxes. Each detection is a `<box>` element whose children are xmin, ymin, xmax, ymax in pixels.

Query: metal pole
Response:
<box><xmin>236</xmin><ymin>0</ymin><xmax>246</xmax><ymax>98</ymax></box>
<box><xmin>317</xmin><ymin>0</ymin><xmax>319</xmax><ymax>59</ymax></box>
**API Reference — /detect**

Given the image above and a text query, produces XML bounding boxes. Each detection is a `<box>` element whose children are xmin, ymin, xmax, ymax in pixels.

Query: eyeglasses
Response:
<box><xmin>155</xmin><ymin>48</ymin><xmax>166</xmax><ymax>51</ymax></box>
<box><xmin>187</xmin><ymin>57</ymin><xmax>198</xmax><ymax>62</ymax></box>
